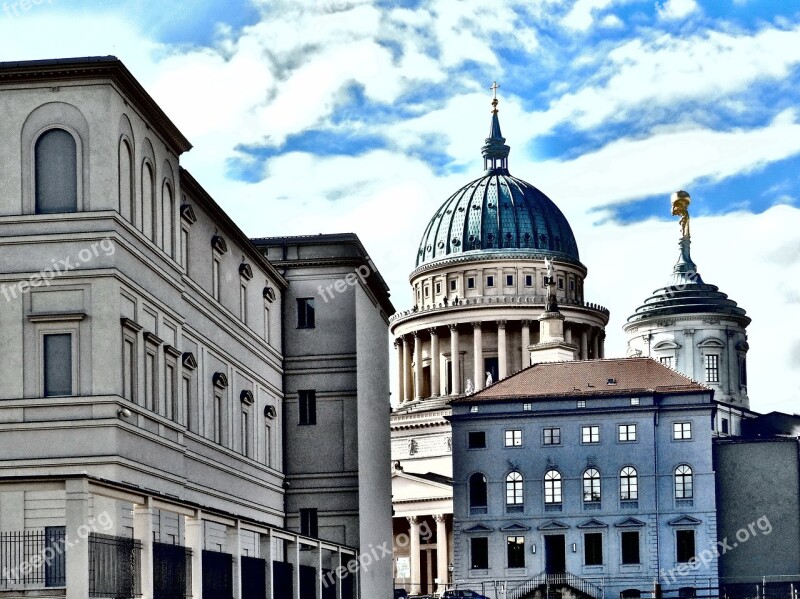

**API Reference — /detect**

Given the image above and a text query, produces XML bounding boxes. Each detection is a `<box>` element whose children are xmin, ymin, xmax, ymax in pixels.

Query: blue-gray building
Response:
<box><xmin>449</xmin><ymin>357</ymin><xmax>723</xmax><ymax>599</ymax></box>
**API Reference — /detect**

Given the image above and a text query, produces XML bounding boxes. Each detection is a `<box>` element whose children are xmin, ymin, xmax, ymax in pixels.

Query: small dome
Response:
<box><xmin>415</xmin><ymin>98</ymin><xmax>580</xmax><ymax>269</ymax></box>
<box><xmin>628</xmin><ymin>240</ymin><xmax>750</xmax><ymax>326</ymax></box>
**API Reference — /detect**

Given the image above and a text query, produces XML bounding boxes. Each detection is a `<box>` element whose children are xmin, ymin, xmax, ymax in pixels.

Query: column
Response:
<box><xmin>414</xmin><ymin>331</ymin><xmax>423</xmax><ymax>400</ymax></box>
<box><xmin>435</xmin><ymin>515</ymin><xmax>448</xmax><ymax>595</ymax></box>
<box><xmin>65</xmin><ymin>479</ymin><xmax>90</xmax><ymax>599</ymax></box>
<box><xmin>133</xmin><ymin>497</ymin><xmax>155</xmax><ymax>599</ymax></box>
<box><xmin>684</xmin><ymin>329</ymin><xmax>695</xmax><ymax>378</ymax></box>
<box><xmin>497</xmin><ymin>320</ymin><xmax>507</xmax><ymax>380</ymax></box>
<box><xmin>408</xmin><ymin>517</ymin><xmax>421</xmax><ymax>596</ymax></box>
<box><xmin>260</xmin><ymin>533</ymin><xmax>274</xmax><ymax>599</ymax></box>
<box><xmin>592</xmin><ymin>329</ymin><xmax>600</xmax><ymax>360</ymax></box>
<box><xmin>185</xmin><ymin>511</ymin><xmax>204</xmax><ymax>599</ymax></box>
<box><xmin>599</xmin><ymin>332</ymin><xmax>605</xmax><ymax>359</ymax></box>
<box><xmin>429</xmin><ymin>328</ymin><xmax>440</xmax><ymax>397</ymax></box>
<box><xmin>227</xmin><ymin>520</ymin><xmax>243</xmax><ymax>599</ymax></box>
<box><xmin>472</xmin><ymin>322</ymin><xmax>483</xmax><ymax>392</ymax></box>
<box><xmin>565</xmin><ymin>326</ymin><xmax>573</xmax><ymax>345</ymax></box>
<box><xmin>402</xmin><ymin>336</ymin><xmax>413</xmax><ymax>403</ymax></box>
<box><xmin>449</xmin><ymin>325</ymin><xmax>461</xmax><ymax>395</ymax></box>
<box><xmin>395</xmin><ymin>339</ymin><xmax>404</xmax><ymax>404</ymax></box>
<box><xmin>520</xmin><ymin>320</ymin><xmax>531</xmax><ymax>370</ymax></box>
<box><xmin>580</xmin><ymin>329</ymin><xmax>589</xmax><ymax>360</ymax></box>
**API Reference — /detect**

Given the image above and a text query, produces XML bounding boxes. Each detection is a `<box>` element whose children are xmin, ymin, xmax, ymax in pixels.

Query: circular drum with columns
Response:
<box><xmin>390</xmin><ymin>96</ymin><xmax>610</xmax><ymax>404</ymax></box>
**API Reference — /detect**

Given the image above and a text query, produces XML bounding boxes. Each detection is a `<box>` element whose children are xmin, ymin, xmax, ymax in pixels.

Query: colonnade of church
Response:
<box><xmin>394</xmin><ymin>319</ymin><xmax>605</xmax><ymax>402</ymax></box>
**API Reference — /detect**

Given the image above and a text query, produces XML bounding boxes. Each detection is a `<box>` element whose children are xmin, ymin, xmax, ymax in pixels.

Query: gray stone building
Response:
<box><xmin>0</xmin><ymin>56</ymin><xmax>393</xmax><ymax>599</ymax></box>
<box><xmin>450</xmin><ymin>358</ymin><xmax>722</xmax><ymax>599</ymax></box>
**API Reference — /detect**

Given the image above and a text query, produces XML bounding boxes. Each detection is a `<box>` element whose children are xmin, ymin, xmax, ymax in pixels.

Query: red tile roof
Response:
<box><xmin>454</xmin><ymin>357</ymin><xmax>710</xmax><ymax>402</ymax></box>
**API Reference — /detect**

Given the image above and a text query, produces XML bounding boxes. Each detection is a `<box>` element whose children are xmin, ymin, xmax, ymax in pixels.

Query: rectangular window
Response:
<box><xmin>660</xmin><ymin>356</ymin><xmax>674</xmax><ymax>368</ymax></box>
<box><xmin>543</xmin><ymin>427</ymin><xmax>561</xmax><ymax>445</ymax></box>
<box><xmin>705</xmin><ymin>354</ymin><xmax>719</xmax><ymax>383</ymax></box>
<box><xmin>145</xmin><ymin>350</ymin><xmax>157</xmax><ymax>411</ymax></box>
<box><xmin>582</xmin><ymin>425</ymin><xmax>599</xmax><ymax>444</ymax></box>
<box><xmin>467</xmin><ymin>277</ymin><xmax>476</xmax><ymax>289</ymax></box>
<box><xmin>299</xmin><ymin>390</ymin><xmax>317</xmax><ymax>425</ymax></box>
<box><xmin>558</xmin><ymin>278</ymin><xmax>564</xmax><ymax>289</ymax></box>
<box><xmin>213</xmin><ymin>394</ymin><xmax>223</xmax><ymax>444</ymax></box>
<box><xmin>525</xmin><ymin>275</ymin><xmax>533</xmax><ymax>287</ymax></box>
<box><xmin>264</xmin><ymin>423</ymin><xmax>272</xmax><ymax>467</ymax></box>
<box><xmin>165</xmin><ymin>363</ymin><xmax>176</xmax><ymax>420</ymax></box>
<box><xmin>424</xmin><ymin>287</ymin><xmax>429</xmax><ymax>297</ymax></box>
<box><xmin>300</xmin><ymin>508</ymin><xmax>319</xmax><ymax>538</ymax></box>
<box><xmin>43</xmin><ymin>333</ymin><xmax>72</xmax><ymax>397</ymax></box>
<box><xmin>264</xmin><ymin>305</ymin><xmax>271</xmax><ymax>344</ymax></box>
<box><xmin>242</xmin><ymin>411</ymin><xmax>250</xmax><ymax>457</ymax></box>
<box><xmin>630</xmin><ymin>397</ymin><xmax>640</xmax><ymax>406</ymax></box>
<box><xmin>618</xmin><ymin>424</ymin><xmax>636</xmax><ymax>442</ymax></box>
<box><xmin>577</xmin><ymin>400</ymin><xmax>586</xmax><ymax>408</ymax></box>
<box><xmin>523</xmin><ymin>402</ymin><xmax>533</xmax><ymax>411</ymax></box>
<box><xmin>471</xmin><ymin>537</ymin><xmax>489</xmax><ymax>569</ymax></box>
<box><xmin>435</xmin><ymin>282</ymin><xmax>441</xmax><ymax>294</ymax></box>
<box><xmin>486</xmin><ymin>275</ymin><xmax>495</xmax><ymax>287</ymax></box>
<box><xmin>621</xmin><ymin>531</ymin><xmax>640</xmax><ymax>564</ymax></box>
<box><xmin>676</xmin><ymin>530</ymin><xmax>696</xmax><ymax>563</ymax></box>
<box><xmin>673</xmin><ymin>422</ymin><xmax>692</xmax><ymax>440</ymax></box>
<box><xmin>450</xmin><ymin>280</ymin><xmax>457</xmax><ymax>291</ymax></box>
<box><xmin>212</xmin><ymin>258</ymin><xmax>220</xmax><ymax>301</ymax></box>
<box><xmin>584</xmin><ymin>533</ymin><xmax>603</xmax><ymax>566</ymax></box>
<box><xmin>297</xmin><ymin>298</ymin><xmax>316</xmax><ymax>329</ymax></box>
<box><xmin>505</xmin><ymin>430</ymin><xmax>522</xmax><ymax>447</ymax></box>
<box><xmin>240</xmin><ymin>284</ymin><xmax>248</xmax><ymax>323</ymax></box>
<box><xmin>468</xmin><ymin>431</ymin><xmax>486</xmax><ymax>449</ymax></box>
<box><xmin>721</xmin><ymin>418</ymin><xmax>729</xmax><ymax>434</ymax></box>
<box><xmin>122</xmin><ymin>336</ymin><xmax>136</xmax><ymax>401</ymax></box>
<box><xmin>183</xmin><ymin>376</ymin><xmax>193</xmax><ymax>432</ymax></box>
<box><xmin>180</xmin><ymin>228</ymin><xmax>189</xmax><ymax>270</ymax></box>
<box><xmin>569</xmin><ymin>280</ymin><xmax>575</xmax><ymax>291</ymax></box>
<box><xmin>507</xmin><ymin>536</ymin><xmax>525</xmax><ymax>568</ymax></box>
<box><xmin>506</xmin><ymin>275</ymin><xmax>514</xmax><ymax>286</ymax></box>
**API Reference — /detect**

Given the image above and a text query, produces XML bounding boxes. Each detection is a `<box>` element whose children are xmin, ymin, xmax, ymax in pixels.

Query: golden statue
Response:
<box><xmin>671</xmin><ymin>190</ymin><xmax>691</xmax><ymax>239</ymax></box>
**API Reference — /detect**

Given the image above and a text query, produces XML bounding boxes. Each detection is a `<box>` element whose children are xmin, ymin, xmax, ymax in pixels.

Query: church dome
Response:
<box><xmin>415</xmin><ymin>97</ymin><xmax>580</xmax><ymax>270</ymax></box>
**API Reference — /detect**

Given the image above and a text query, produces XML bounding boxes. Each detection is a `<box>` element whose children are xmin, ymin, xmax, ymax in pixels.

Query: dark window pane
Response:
<box><xmin>36</xmin><ymin>129</ymin><xmax>77</xmax><ymax>214</ymax></box>
<box><xmin>297</xmin><ymin>298</ymin><xmax>315</xmax><ymax>328</ymax></box>
<box><xmin>44</xmin><ymin>334</ymin><xmax>72</xmax><ymax>396</ymax></box>
<box><xmin>469</xmin><ymin>473</ymin><xmax>487</xmax><ymax>507</ymax></box>
<box><xmin>584</xmin><ymin>533</ymin><xmax>603</xmax><ymax>565</ymax></box>
<box><xmin>300</xmin><ymin>508</ymin><xmax>318</xmax><ymax>537</ymax></box>
<box><xmin>471</xmin><ymin>537</ymin><xmax>488</xmax><ymax>569</ymax></box>
<box><xmin>676</xmin><ymin>530</ymin><xmax>695</xmax><ymax>563</ymax></box>
<box><xmin>621</xmin><ymin>531</ymin><xmax>640</xmax><ymax>564</ymax></box>
<box><xmin>468</xmin><ymin>431</ymin><xmax>486</xmax><ymax>449</ymax></box>
<box><xmin>299</xmin><ymin>390</ymin><xmax>316</xmax><ymax>425</ymax></box>
<box><xmin>507</xmin><ymin>536</ymin><xmax>525</xmax><ymax>568</ymax></box>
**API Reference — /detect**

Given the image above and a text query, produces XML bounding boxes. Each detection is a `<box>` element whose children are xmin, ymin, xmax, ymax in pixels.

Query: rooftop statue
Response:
<box><xmin>671</xmin><ymin>190</ymin><xmax>691</xmax><ymax>240</ymax></box>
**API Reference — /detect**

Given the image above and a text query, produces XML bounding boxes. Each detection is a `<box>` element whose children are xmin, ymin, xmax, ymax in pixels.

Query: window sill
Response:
<box><xmin>470</xmin><ymin>507</ymin><xmax>488</xmax><ymax>516</ymax></box>
<box><xmin>544</xmin><ymin>504</ymin><xmax>562</xmax><ymax>512</ymax></box>
<box><xmin>583</xmin><ymin>502</ymin><xmax>601</xmax><ymax>511</ymax></box>
<box><xmin>621</xmin><ymin>500</ymin><xmax>639</xmax><ymax>509</ymax></box>
<box><xmin>506</xmin><ymin>505</ymin><xmax>524</xmax><ymax>514</ymax></box>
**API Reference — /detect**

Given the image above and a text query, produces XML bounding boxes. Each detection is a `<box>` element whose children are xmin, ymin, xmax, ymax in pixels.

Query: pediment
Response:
<box><xmin>463</xmin><ymin>524</ymin><xmax>493</xmax><ymax>533</ymax></box>
<box><xmin>180</xmin><ymin>204</ymin><xmax>197</xmax><ymax>224</ymax></box>
<box><xmin>537</xmin><ymin>520</ymin><xmax>569</xmax><ymax>531</ymax></box>
<box><xmin>578</xmin><ymin>519</ymin><xmax>608</xmax><ymax>529</ymax></box>
<box><xmin>697</xmin><ymin>337</ymin><xmax>724</xmax><ymax>349</ymax></box>
<box><xmin>653</xmin><ymin>340</ymin><xmax>681</xmax><ymax>350</ymax></box>
<box><xmin>501</xmin><ymin>523</ymin><xmax>531</xmax><ymax>532</ymax></box>
<box><xmin>615</xmin><ymin>517</ymin><xmax>646</xmax><ymax>528</ymax></box>
<box><xmin>669</xmin><ymin>515</ymin><xmax>701</xmax><ymax>526</ymax></box>
<box><xmin>391</xmin><ymin>472</ymin><xmax>452</xmax><ymax>503</ymax></box>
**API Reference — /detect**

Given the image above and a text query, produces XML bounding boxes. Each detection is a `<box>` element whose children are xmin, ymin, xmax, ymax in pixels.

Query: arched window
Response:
<box><xmin>469</xmin><ymin>473</ymin><xmax>488</xmax><ymax>513</ymax></box>
<box><xmin>142</xmin><ymin>161</ymin><xmax>155</xmax><ymax>239</ymax></box>
<box><xmin>118</xmin><ymin>138</ymin><xmax>133</xmax><ymax>222</ymax></box>
<box><xmin>544</xmin><ymin>470</ymin><xmax>562</xmax><ymax>504</ymax></box>
<box><xmin>162</xmin><ymin>180</ymin><xmax>174</xmax><ymax>256</ymax></box>
<box><xmin>620</xmin><ymin>467</ymin><xmax>638</xmax><ymax>501</ymax></box>
<box><xmin>506</xmin><ymin>471</ymin><xmax>523</xmax><ymax>506</ymax></box>
<box><xmin>35</xmin><ymin>128</ymin><xmax>77</xmax><ymax>214</ymax></box>
<box><xmin>583</xmin><ymin>468</ymin><xmax>601</xmax><ymax>502</ymax></box>
<box><xmin>675</xmin><ymin>465</ymin><xmax>693</xmax><ymax>499</ymax></box>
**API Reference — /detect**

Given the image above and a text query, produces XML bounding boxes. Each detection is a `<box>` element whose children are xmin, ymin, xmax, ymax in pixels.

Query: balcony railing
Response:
<box><xmin>89</xmin><ymin>533</ymin><xmax>142</xmax><ymax>598</ymax></box>
<box><xmin>154</xmin><ymin>542</ymin><xmax>192</xmax><ymax>599</ymax></box>
<box><xmin>0</xmin><ymin>527</ymin><xmax>66</xmax><ymax>589</ymax></box>
<box><xmin>389</xmin><ymin>294</ymin><xmax>609</xmax><ymax>324</ymax></box>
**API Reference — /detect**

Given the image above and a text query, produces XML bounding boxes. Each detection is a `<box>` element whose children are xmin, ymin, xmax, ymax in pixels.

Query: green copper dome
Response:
<box><xmin>415</xmin><ymin>101</ymin><xmax>581</xmax><ymax>269</ymax></box>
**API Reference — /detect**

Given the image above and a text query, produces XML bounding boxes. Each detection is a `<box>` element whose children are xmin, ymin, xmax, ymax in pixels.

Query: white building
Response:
<box><xmin>0</xmin><ymin>55</ymin><xmax>392</xmax><ymax>599</ymax></box>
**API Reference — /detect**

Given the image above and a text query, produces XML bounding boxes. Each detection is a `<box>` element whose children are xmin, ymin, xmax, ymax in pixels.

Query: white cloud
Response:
<box><xmin>600</xmin><ymin>14</ymin><xmax>625</xmax><ymax>28</ymax></box>
<box><xmin>562</xmin><ymin>0</ymin><xmax>618</xmax><ymax>31</ymax></box>
<box><xmin>656</xmin><ymin>0</ymin><xmax>699</xmax><ymax>20</ymax></box>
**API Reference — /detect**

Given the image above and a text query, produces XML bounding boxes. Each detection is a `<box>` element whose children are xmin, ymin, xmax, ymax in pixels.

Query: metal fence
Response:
<box><xmin>0</xmin><ymin>527</ymin><xmax>66</xmax><ymax>589</ymax></box>
<box><xmin>154</xmin><ymin>542</ymin><xmax>192</xmax><ymax>599</ymax></box>
<box><xmin>88</xmin><ymin>533</ymin><xmax>142</xmax><ymax>598</ymax></box>
<box><xmin>202</xmin><ymin>549</ymin><xmax>233</xmax><ymax>599</ymax></box>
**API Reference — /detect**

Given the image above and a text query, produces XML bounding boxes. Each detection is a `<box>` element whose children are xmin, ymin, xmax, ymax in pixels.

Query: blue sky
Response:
<box><xmin>2</xmin><ymin>0</ymin><xmax>799</xmax><ymax>410</ymax></box>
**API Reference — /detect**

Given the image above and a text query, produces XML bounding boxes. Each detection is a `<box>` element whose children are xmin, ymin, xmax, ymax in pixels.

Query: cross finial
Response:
<box><xmin>490</xmin><ymin>81</ymin><xmax>500</xmax><ymax>114</ymax></box>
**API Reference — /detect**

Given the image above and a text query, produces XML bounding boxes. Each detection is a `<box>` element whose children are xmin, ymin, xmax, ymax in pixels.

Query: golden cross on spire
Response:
<box><xmin>490</xmin><ymin>81</ymin><xmax>500</xmax><ymax>114</ymax></box>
